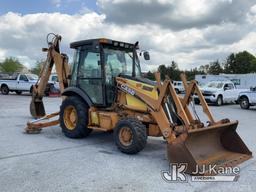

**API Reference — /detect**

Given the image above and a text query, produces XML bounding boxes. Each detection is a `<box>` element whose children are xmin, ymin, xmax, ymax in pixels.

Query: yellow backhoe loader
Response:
<box><xmin>26</xmin><ymin>33</ymin><xmax>252</xmax><ymax>175</ymax></box>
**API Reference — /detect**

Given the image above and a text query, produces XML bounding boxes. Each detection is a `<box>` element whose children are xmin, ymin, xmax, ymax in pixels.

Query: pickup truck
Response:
<box><xmin>44</xmin><ymin>73</ymin><xmax>60</xmax><ymax>96</ymax></box>
<box><xmin>173</xmin><ymin>81</ymin><xmax>185</xmax><ymax>93</ymax></box>
<box><xmin>0</xmin><ymin>74</ymin><xmax>38</xmax><ymax>95</ymax></box>
<box><xmin>238</xmin><ymin>87</ymin><xmax>256</xmax><ymax>109</ymax></box>
<box><xmin>48</xmin><ymin>73</ymin><xmax>60</xmax><ymax>90</ymax></box>
<box><xmin>194</xmin><ymin>81</ymin><xmax>247</xmax><ymax>106</ymax></box>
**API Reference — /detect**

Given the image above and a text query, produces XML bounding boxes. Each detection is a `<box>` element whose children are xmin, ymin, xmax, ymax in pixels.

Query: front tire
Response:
<box><xmin>114</xmin><ymin>118</ymin><xmax>147</xmax><ymax>154</ymax></box>
<box><xmin>60</xmin><ymin>96</ymin><xmax>92</xmax><ymax>138</ymax></box>
<box><xmin>216</xmin><ymin>95</ymin><xmax>223</xmax><ymax>106</ymax></box>
<box><xmin>1</xmin><ymin>85</ymin><xmax>9</xmax><ymax>95</ymax></box>
<box><xmin>194</xmin><ymin>99</ymin><xmax>200</xmax><ymax>105</ymax></box>
<box><xmin>240</xmin><ymin>97</ymin><xmax>250</xmax><ymax>109</ymax></box>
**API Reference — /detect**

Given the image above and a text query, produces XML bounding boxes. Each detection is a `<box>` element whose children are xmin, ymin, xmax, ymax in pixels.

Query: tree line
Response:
<box><xmin>0</xmin><ymin>57</ymin><xmax>43</xmax><ymax>75</ymax></box>
<box><xmin>1</xmin><ymin>50</ymin><xmax>256</xmax><ymax>80</ymax></box>
<box><xmin>145</xmin><ymin>51</ymin><xmax>256</xmax><ymax>81</ymax></box>
<box><xmin>0</xmin><ymin>57</ymin><xmax>25</xmax><ymax>73</ymax></box>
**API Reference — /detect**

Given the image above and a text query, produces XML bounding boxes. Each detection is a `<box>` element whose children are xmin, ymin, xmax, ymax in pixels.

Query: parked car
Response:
<box><xmin>48</xmin><ymin>73</ymin><xmax>60</xmax><ymax>90</ymax></box>
<box><xmin>43</xmin><ymin>74</ymin><xmax>60</xmax><ymax>96</ymax></box>
<box><xmin>0</xmin><ymin>73</ymin><xmax>38</xmax><ymax>95</ymax></box>
<box><xmin>238</xmin><ymin>87</ymin><xmax>256</xmax><ymax>109</ymax></box>
<box><xmin>173</xmin><ymin>81</ymin><xmax>185</xmax><ymax>93</ymax></box>
<box><xmin>194</xmin><ymin>81</ymin><xmax>247</xmax><ymax>106</ymax></box>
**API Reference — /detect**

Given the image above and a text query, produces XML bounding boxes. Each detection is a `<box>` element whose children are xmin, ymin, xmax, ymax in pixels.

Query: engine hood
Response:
<box><xmin>119</xmin><ymin>74</ymin><xmax>156</xmax><ymax>86</ymax></box>
<box><xmin>200</xmin><ymin>87</ymin><xmax>220</xmax><ymax>93</ymax></box>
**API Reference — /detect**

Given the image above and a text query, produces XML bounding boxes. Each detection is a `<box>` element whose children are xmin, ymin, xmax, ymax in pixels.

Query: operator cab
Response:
<box><xmin>70</xmin><ymin>38</ymin><xmax>149</xmax><ymax>107</ymax></box>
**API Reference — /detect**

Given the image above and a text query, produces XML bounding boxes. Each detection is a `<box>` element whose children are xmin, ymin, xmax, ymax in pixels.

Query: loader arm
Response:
<box><xmin>30</xmin><ymin>33</ymin><xmax>70</xmax><ymax>118</ymax></box>
<box><xmin>116</xmin><ymin>73</ymin><xmax>252</xmax><ymax>175</ymax></box>
<box><xmin>115</xmin><ymin>73</ymin><xmax>209</xmax><ymax>144</ymax></box>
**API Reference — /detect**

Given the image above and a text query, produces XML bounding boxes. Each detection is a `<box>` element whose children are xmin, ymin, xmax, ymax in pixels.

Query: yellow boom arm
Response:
<box><xmin>30</xmin><ymin>34</ymin><xmax>70</xmax><ymax>118</ymax></box>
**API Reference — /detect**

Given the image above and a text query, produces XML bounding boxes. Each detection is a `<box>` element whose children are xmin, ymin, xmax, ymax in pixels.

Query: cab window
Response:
<box><xmin>78</xmin><ymin>50</ymin><xmax>103</xmax><ymax>105</ymax></box>
<box><xmin>79</xmin><ymin>52</ymin><xmax>101</xmax><ymax>78</ymax></box>
<box><xmin>51</xmin><ymin>76</ymin><xmax>58</xmax><ymax>82</ymax></box>
<box><xmin>19</xmin><ymin>75</ymin><xmax>28</xmax><ymax>81</ymax></box>
<box><xmin>224</xmin><ymin>83</ymin><xmax>234</xmax><ymax>90</ymax></box>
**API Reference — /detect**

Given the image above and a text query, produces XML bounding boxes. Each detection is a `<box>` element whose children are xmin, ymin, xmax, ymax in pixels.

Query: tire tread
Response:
<box><xmin>114</xmin><ymin>117</ymin><xmax>147</xmax><ymax>154</ymax></box>
<box><xmin>60</xmin><ymin>96</ymin><xmax>92</xmax><ymax>138</ymax></box>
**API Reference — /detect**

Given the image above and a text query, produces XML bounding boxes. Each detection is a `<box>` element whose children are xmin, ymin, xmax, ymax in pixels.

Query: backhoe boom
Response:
<box><xmin>30</xmin><ymin>33</ymin><xmax>69</xmax><ymax>118</ymax></box>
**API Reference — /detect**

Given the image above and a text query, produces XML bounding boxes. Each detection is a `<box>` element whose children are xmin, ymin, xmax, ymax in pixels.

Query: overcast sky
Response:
<box><xmin>0</xmin><ymin>0</ymin><xmax>256</xmax><ymax>71</ymax></box>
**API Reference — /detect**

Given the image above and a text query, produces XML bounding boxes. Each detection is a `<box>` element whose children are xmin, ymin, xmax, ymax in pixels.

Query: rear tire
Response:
<box><xmin>1</xmin><ymin>85</ymin><xmax>9</xmax><ymax>95</ymax></box>
<box><xmin>194</xmin><ymin>99</ymin><xmax>200</xmax><ymax>105</ymax></box>
<box><xmin>15</xmin><ymin>91</ymin><xmax>22</xmax><ymax>95</ymax></box>
<box><xmin>216</xmin><ymin>95</ymin><xmax>223</xmax><ymax>106</ymax></box>
<box><xmin>114</xmin><ymin>118</ymin><xmax>147</xmax><ymax>154</ymax></box>
<box><xmin>30</xmin><ymin>86</ymin><xmax>34</xmax><ymax>94</ymax></box>
<box><xmin>60</xmin><ymin>96</ymin><xmax>92</xmax><ymax>138</ymax></box>
<box><xmin>240</xmin><ymin>97</ymin><xmax>250</xmax><ymax>109</ymax></box>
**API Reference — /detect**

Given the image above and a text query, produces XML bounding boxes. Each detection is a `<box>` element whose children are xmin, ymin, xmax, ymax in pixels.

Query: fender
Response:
<box><xmin>0</xmin><ymin>83</ymin><xmax>8</xmax><ymax>88</ymax></box>
<box><xmin>62</xmin><ymin>87</ymin><xmax>93</xmax><ymax>106</ymax></box>
<box><xmin>238</xmin><ymin>94</ymin><xmax>249</xmax><ymax>102</ymax></box>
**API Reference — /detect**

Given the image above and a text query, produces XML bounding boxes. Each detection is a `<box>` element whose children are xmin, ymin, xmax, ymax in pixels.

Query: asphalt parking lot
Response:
<box><xmin>0</xmin><ymin>94</ymin><xmax>255</xmax><ymax>192</ymax></box>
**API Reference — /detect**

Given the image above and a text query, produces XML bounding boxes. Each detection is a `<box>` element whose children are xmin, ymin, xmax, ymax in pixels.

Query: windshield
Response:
<box><xmin>204</xmin><ymin>82</ymin><xmax>223</xmax><ymax>89</ymax></box>
<box><xmin>51</xmin><ymin>75</ymin><xmax>58</xmax><ymax>82</ymax></box>
<box><xmin>104</xmin><ymin>47</ymin><xmax>141</xmax><ymax>77</ymax></box>
<box><xmin>27</xmin><ymin>74</ymin><xmax>38</xmax><ymax>80</ymax></box>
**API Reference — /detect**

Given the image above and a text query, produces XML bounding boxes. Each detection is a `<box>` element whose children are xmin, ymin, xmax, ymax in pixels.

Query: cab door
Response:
<box><xmin>17</xmin><ymin>74</ymin><xmax>29</xmax><ymax>90</ymax></box>
<box><xmin>77</xmin><ymin>46</ymin><xmax>104</xmax><ymax>105</ymax></box>
<box><xmin>103</xmin><ymin>49</ymin><xmax>133</xmax><ymax>106</ymax></box>
<box><xmin>223</xmin><ymin>83</ymin><xmax>235</xmax><ymax>103</ymax></box>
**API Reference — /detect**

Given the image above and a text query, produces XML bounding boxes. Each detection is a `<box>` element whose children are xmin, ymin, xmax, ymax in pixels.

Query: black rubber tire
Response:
<box><xmin>240</xmin><ymin>97</ymin><xmax>250</xmax><ymax>109</ymax></box>
<box><xmin>114</xmin><ymin>118</ymin><xmax>147</xmax><ymax>154</ymax></box>
<box><xmin>15</xmin><ymin>91</ymin><xmax>22</xmax><ymax>95</ymax></box>
<box><xmin>175</xmin><ymin>89</ymin><xmax>180</xmax><ymax>94</ymax></box>
<box><xmin>216</xmin><ymin>95</ymin><xmax>223</xmax><ymax>106</ymax></box>
<box><xmin>1</xmin><ymin>85</ymin><xmax>9</xmax><ymax>95</ymax></box>
<box><xmin>60</xmin><ymin>96</ymin><xmax>92</xmax><ymax>138</ymax></box>
<box><xmin>30</xmin><ymin>86</ymin><xmax>33</xmax><ymax>94</ymax></box>
<box><xmin>44</xmin><ymin>83</ymin><xmax>53</xmax><ymax>96</ymax></box>
<box><xmin>194</xmin><ymin>99</ymin><xmax>200</xmax><ymax>105</ymax></box>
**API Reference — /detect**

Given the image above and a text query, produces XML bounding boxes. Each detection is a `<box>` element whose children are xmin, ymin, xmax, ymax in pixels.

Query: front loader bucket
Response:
<box><xmin>167</xmin><ymin>121</ymin><xmax>252</xmax><ymax>175</ymax></box>
<box><xmin>30</xmin><ymin>98</ymin><xmax>46</xmax><ymax>118</ymax></box>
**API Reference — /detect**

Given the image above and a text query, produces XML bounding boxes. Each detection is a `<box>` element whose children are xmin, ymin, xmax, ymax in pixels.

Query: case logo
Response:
<box><xmin>120</xmin><ymin>84</ymin><xmax>135</xmax><ymax>95</ymax></box>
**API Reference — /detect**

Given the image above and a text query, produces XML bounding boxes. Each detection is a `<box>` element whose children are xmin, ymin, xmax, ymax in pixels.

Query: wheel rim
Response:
<box><xmin>241</xmin><ymin>99</ymin><xmax>248</xmax><ymax>108</ymax></box>
<box><xmin>2</xmin><ymin>87</ymin><xmax>7</xmax><ymax>94</ymax></box>
<box><xmin>217</xmin><ymin>97</ymin><xmax>222</xmax><ymax>105</ymax></box>
<box><xmin>63</xmin><ymin>105</ymin><xmax>77</xmax><ymax>130</ymax></box>
<box><xmin>119</xmin><ymin>127</ymin><xmax>133</xmax><ymax>146</ymax></box>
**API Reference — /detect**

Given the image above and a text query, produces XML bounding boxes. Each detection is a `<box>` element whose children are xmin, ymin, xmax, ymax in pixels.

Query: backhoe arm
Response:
<box><xmin>30</xmin><ymin>33</ymin><xmax>69</xmax><ymax>118</ymax></box>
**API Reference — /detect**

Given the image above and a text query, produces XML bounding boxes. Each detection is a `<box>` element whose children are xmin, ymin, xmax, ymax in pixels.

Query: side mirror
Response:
<box><xmin>143</xmin><ymin>51</ymin><xmax>150</xmax><ymax>60</ymax></box>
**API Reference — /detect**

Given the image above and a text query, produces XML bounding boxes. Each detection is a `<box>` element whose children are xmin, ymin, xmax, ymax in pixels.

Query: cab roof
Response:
<box><xmin>70</xmin><ymin>38</ymin><xmax>136</xmax><ymax>49</ymax></box>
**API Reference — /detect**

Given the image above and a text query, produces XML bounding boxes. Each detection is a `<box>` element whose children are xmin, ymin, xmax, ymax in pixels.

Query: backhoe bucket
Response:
<box><xmin>167</xmin><ymin>121</ymin><xmax>252</xmax><ymax>175</ymax></box>
<box><xmin>30</xmin><ymin>98</ymin><xmax>46</xmax><ymax>118</ymax></box>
